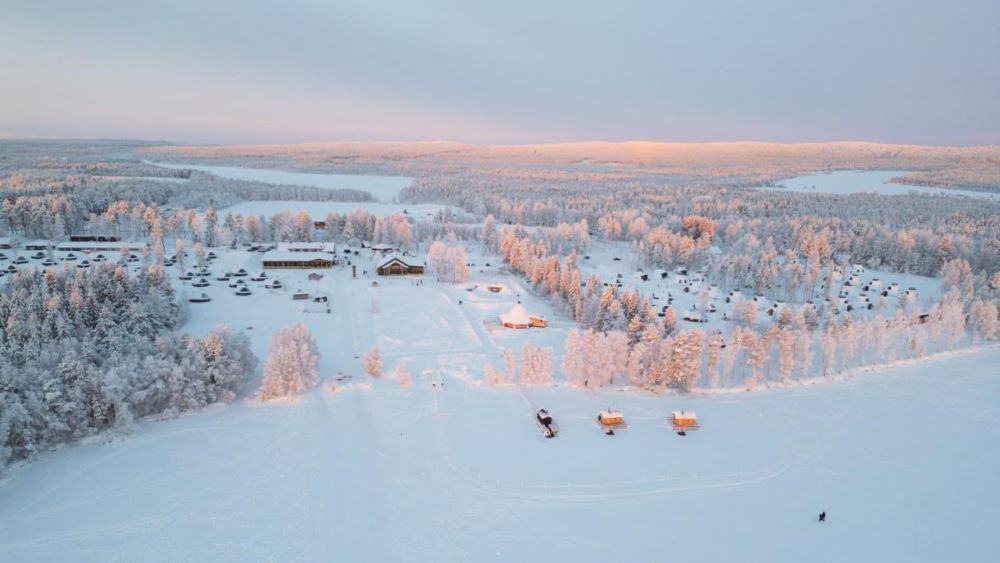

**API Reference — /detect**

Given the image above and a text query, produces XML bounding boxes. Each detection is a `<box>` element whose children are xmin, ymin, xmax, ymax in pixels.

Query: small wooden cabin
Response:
<box><xmin>671</xmin><ymin>411</ymin><xmax>700</xmax><ymax>431</ymax></box>
<box><xmin>598</xmin><ymin>410</ymin><xmax>623</xmax><ymax>426</ymax></box>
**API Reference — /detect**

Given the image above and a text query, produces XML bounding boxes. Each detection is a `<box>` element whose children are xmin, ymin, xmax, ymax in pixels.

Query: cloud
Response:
<box><xmin>1</xmin><ymin>0</ymin><xmax>997</xmax><ymax>145</ymax></box>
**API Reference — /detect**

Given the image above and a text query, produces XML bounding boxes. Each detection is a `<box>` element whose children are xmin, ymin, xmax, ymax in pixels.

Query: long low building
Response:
<box><xmin>56</xmin><ymin>241</ymin><xmax>148</xmax><ymax>252</ymax></box>
<box><xmin>261</xmin><ymin>250</ymin><xmax>336</xmax><ymax>269</ymax></box>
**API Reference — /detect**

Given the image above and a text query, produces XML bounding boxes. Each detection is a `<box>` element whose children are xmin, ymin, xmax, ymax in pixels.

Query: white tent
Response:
<box><xmin>500</xmin><ymin>303</ymin><xmax>532</xmax><ymax>329</ymax></box>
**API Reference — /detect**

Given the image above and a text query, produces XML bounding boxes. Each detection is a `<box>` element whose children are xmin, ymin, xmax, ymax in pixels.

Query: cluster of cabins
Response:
<box><xmin>630</xmin><ymin>263</ymin><xmax>920</xmax><ymax>326</ymax></box>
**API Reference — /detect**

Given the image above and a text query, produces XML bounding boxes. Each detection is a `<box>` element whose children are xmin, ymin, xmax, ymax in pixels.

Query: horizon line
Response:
<box><xmin>2</xmin><ymin>135</ymin><xmax>998</xmax><ymax>151</ymax></box>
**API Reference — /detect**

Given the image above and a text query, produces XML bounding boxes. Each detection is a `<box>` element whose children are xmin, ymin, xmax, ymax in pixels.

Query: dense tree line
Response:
<box><xmin>0</xmin><ymin>172</ymin><xmax>375</xmax><ymax>239</ymax></box>
<box><xmin>0</xmin><ymin>264</ymin><xmax>256</xmax><ymax>469</ymax></box>
<box><xmin>492</xmin><ymin>226</ymin><xmax>997</xmax><ymax>392</ymax></box>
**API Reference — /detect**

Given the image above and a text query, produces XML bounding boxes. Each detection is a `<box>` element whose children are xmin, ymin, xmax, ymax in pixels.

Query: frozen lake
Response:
<box><xmin>758</xmin><ymin>170</ymin><xmax>998</xmax><ymax>200</ymax></box>
<box><xmin>218</xmin><ymin>200</ymin><xmax>459</xmax><ymax>221</ymax></box>
<box><xmin>147</xmin><ymin>161</ymin><xmax>413</xmax><ymax>202</ymax></box>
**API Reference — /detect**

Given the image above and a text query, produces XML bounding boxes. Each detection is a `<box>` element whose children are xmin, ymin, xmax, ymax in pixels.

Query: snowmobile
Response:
<box><xmin>536</xmin><ymin>408</ymin><xmax>559</xmax><ymax>438</ymax></box>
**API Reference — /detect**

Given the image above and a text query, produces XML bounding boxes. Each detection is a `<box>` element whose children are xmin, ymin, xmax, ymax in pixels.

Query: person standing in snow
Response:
<box><xmin>819</xmin><ymin>511</ymin><xmax>826</xmax><ymax>523</ymax></box>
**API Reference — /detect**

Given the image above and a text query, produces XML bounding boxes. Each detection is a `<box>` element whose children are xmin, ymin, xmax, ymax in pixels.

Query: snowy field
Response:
<box><xmin>147</xmin><ymin>161</ymin><xmax>413</xmax><ymax>202</ymax></box>
<box><xmin>757</xmin><ymin>170</ymin><xmax>998</xmax><ymax>200</ymax></box>
<box><xmin>0</xmin><ymin>331</ymin><xmax>996</xmax><ymax>562</ymax></box>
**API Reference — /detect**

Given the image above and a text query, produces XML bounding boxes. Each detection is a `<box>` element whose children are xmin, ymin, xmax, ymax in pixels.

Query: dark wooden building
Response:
<box><xmin>377</xmin><ymin>256</ymin><xmax>424</xmax><ymax>276</ymax></box>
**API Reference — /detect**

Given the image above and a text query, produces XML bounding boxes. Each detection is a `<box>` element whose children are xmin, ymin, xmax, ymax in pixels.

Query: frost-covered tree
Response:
<box><xmin>519</xmin><ymin>344</ymin><xmax>553</xmax><ymax>385</ymax></box>
<box><xmin>427</xmin><ymin>241</ymin><xmax>469</xmax><ymax>283</ymax></box>
<box><xmin>391</xmin><ymin>363</ymin><xmax>412</xmax><ymax>387</ymax></box>
<box><xmin>484</xmin><ymin>364</ymin><xmax>509</xmax><ymax>386</ymax></box>
<box><xmin>777</xmin><ymin>327</ymin><xmax>796</xmax><ymax>384</ymax></box>
<box><xmin>258</xmin><ymin>324</ymin><xmax>320</xmax><ymax>400</ymax></box>
<box><xmin>561</xmin><ymin>329</ymin><xmax>587</xmax><ymax>386</ymax></box>
<box><xmin>364</xmin><ymin>346</ymin><xmax>382</xmax><ymax>378</ymax></box>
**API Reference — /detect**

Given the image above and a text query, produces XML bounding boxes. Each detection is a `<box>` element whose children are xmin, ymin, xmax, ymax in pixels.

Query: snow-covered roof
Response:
<box><xmin>277</xmin><ymin>242</ymin><xmax>335</xmax><ymax>253</ymax></box>
<box><xmin>500</xmin><ymin>303</ymin><xmax>532</xmax><ymax>325</ymax></box>
<box><xmin>261</xmin><ymin>251</ymin><xmax>335</xmax><ymax>262</ymax></box>
<box><xmin>672</xmin><ymin>411</ymin><xmax>697</xmax><ymax>419</ymax></box>
<box><xmin>378</xmin><ymin>254</ymin><xmax>412</xmax><ymax>268</ymax></box>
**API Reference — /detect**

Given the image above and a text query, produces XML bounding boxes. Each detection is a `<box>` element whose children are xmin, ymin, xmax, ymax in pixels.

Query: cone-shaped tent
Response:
<box><xmin>500</xmin><ymin>302</ymin><xmax>532</xmax><ymax>329</ymax></box>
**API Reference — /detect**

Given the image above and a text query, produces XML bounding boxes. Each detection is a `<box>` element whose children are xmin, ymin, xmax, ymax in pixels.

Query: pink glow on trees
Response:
<box><xmin>364</xmin><ymin>346</ymin><xmax>382</xmax><ymax>378</ymax></box>
<box><xmin>259</xmin><ymin>324</ymin><xmax>320</xmax><ymax>400</ymax></box>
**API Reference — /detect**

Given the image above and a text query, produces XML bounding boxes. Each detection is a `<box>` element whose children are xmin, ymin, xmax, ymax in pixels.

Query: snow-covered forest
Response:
<box><xmin>0</xmin><ymin>263</ymin><xmax>255</xmax><ymax>467</ymax></box>
<box><xmin>0</xmin><ymin>137</ymin><xmax>997</xmax><ymax>561</ymax></box>
<box><xmin>0</xmin><ymin>138</ymin><xmax>997</xmax><ymax>469</ymax></box>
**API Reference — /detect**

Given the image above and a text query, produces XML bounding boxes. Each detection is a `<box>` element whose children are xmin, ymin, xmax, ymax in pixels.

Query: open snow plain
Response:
<box><xmin>0</xmin><ymin>244</ymin><xmax>996</xmax><ymax>562</ymax></box>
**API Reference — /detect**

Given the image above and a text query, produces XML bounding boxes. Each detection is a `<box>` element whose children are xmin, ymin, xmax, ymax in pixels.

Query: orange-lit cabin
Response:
<box><xmin>597</xmin><ymin>410</ymin><xmax>624</xmax><ymax>426</ymax></box>
<box><xmin>671</xmin><ymin>411</ymin><xmax>700</xmax><ymax>431</ymax></box>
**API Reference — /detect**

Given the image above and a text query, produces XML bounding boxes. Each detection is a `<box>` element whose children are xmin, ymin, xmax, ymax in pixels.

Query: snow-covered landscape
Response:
<box><xmin>2</xmin><ymin>2</ymin><xmax>999</xmax><ymax>561</ymax></box>
<box><xmin>1</xmin><ymin>346</ymin><xmax>996</xmax><ymax>561</ymax></box>
<box><xmin>1</xmin><ymin>145</ymin><xmax>996</xmax><ymax>560</ymax></box>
